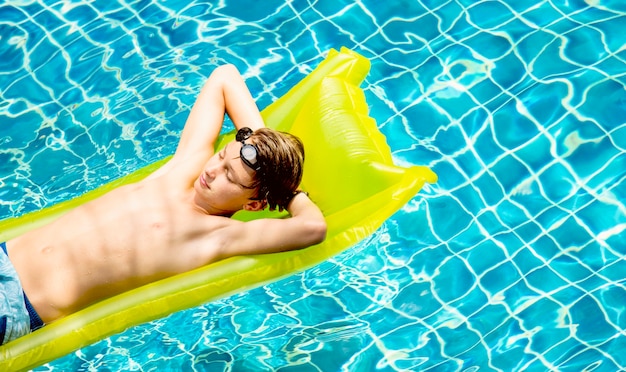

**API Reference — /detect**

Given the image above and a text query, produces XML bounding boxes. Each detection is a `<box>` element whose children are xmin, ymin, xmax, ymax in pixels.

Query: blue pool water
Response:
<box><xmin>1</xmin><ymin>0</ymin><xmax>626</xmax><ymax>370</ymax></box>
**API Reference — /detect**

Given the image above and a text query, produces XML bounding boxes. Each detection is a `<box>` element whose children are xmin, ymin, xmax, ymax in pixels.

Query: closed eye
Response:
<box><xmin>222</xmin><ymin>143</ymin><xmax>254</xmax><ymax>189</ymax></box>
<box><xmin>224</xmin><ymin>165</ymin><xmax>234</xmax><ymax>183</ymax></box>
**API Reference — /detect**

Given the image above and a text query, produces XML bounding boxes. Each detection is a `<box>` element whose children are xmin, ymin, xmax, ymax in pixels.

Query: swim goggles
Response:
<box><xmin>236</xmin><ymin>127</ymin><xmax>261</xmax><ymax>171</ymax></box>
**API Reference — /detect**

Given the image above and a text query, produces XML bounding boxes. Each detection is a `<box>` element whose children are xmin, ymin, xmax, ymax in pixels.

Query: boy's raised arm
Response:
<box><xmin>174</xmin><ymin>64</ymin><xmax>265</xmax><ymax>162</ymax></box>
<box><xmin>149</xmin><ymin>64</ymin><xmax>264</xmax><ymax>179</ymax></box>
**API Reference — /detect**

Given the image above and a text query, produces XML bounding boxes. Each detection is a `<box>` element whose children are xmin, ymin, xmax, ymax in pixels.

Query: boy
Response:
<box><xmin>1</xmin><ymin>64</ymin><xmax>327</xmax><ymax>344</ymax></box>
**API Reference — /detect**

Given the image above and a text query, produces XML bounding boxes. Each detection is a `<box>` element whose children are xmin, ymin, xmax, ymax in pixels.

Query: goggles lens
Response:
<box><xmin>236</xmin><ymin>127</ymin><xmax>260</xmax><ymax>171</ymax></box>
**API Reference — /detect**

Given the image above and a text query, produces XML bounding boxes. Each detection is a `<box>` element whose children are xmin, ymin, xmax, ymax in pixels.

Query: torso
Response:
<box><xmin>7</xmin><ymin>167</ymin><xmax>230</xmax><ymax>323</ymax></box>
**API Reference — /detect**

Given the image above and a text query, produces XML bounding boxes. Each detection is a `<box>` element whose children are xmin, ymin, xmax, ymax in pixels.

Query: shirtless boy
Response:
<box><xmin>0</xmin><ymin>64</ymin><xmax>327</xmax><ymax>344</ymax></box>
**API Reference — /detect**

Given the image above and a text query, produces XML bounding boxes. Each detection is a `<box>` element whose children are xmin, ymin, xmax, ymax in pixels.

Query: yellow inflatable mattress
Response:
<box><xmin>0</xmin><ymin>47</ymin><xmax>437</xmax><ymax>370</ymax></box>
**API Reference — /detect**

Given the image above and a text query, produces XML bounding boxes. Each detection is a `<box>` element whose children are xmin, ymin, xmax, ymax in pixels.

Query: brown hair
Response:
<box><xmin>248</xmin><ymin>128</ymin><xmax>304</xmax><ymax>211</ymax></box>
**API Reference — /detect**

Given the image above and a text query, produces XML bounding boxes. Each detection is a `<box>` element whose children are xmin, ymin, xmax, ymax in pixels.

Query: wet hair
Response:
<box><xmin>248</xmin><ymin>128</ymin><xmax>304</xmax><ymax>211</ymax></box>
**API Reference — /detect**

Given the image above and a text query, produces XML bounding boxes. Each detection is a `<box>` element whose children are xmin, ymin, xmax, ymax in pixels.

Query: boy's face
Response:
<box><xmin>193</xmin><ymin>141</ymin><xmax>260</xmax><ymax>215</ymax></box>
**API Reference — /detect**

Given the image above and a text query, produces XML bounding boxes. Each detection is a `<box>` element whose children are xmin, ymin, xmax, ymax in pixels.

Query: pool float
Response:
<box><xmin>0</xmin><ymin>47</ymin><xmax>437</xmax><ymax>370</ymax></box>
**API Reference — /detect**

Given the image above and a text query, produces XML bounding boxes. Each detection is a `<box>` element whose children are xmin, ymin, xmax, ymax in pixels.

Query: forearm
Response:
<box><xmin>217</xmin><ymin>65</ymin><xmax>265</xmax><ymax>131</ymax></box>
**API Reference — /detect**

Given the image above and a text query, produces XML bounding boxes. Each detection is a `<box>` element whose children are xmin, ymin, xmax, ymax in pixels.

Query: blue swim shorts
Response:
<box><xmin>0</xmin><ymin>242</ymin><xmax>44</xmax><ymax>345</ymax></box>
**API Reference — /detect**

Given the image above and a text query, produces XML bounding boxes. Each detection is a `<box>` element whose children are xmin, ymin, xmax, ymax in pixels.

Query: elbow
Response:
<box><xmin>307</xmin><ymin>219</ymin><xmax>327</xmax><ymax>246</ymax></box>
<box><xmin>213</xmin><ymin>64</ymin><xmax>240</xmax><ymax>81</ymax></box>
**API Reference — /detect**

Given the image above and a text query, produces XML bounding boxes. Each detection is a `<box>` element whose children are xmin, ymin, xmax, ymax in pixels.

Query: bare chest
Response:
<box><xmin>25</xmin><ymin>181</ymin><xmax>223</xmax><ymax>286</ymax></box>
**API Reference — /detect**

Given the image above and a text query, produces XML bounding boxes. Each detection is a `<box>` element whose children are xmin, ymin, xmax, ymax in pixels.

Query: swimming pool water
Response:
<box><xmin>1</xmin><ymin>0</ymin><xmax>626</xmax><ymax>370</ymax></box>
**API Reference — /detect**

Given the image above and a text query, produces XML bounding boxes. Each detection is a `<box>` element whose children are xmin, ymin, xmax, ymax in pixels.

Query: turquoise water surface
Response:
<box><xmin>1</xmin><ymin>0</ymin><xmax>626</xmax><ymax>371</ymax></box>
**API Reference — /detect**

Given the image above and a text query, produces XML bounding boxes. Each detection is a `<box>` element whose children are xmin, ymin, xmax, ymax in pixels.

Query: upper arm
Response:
<box><xmin>218</xmin><ymin>217</ymin><xmax>326</xmax><ymax>259</ymax></box>
<box><xmin>213</xmin><ymin>194</ymin><xmax>327</xmax><ymax>259</ymax></box>
<box><xmin>172</xmin><ymin>65</ymin><xmax>232</xmax><ymax>164</ymax></box>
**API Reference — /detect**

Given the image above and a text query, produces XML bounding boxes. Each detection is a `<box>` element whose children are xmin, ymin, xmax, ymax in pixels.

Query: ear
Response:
<box><xmin>243</xmin><ymin>199</ymin><xmax>267</xmax><ymax>212</ymax></box>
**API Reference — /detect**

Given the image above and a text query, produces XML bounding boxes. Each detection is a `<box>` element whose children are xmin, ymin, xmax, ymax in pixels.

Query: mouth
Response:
<box><xmin>199</xmin><ymin>174</ymin><xmax>208</xmax><ymax>188</ymax></box>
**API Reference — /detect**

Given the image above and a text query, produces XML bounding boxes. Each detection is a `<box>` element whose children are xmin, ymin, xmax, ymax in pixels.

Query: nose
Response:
<box><xmin>205</xmin><ymin>163</ymin><xmax>220</xmax><ymax>181</ymax></box>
